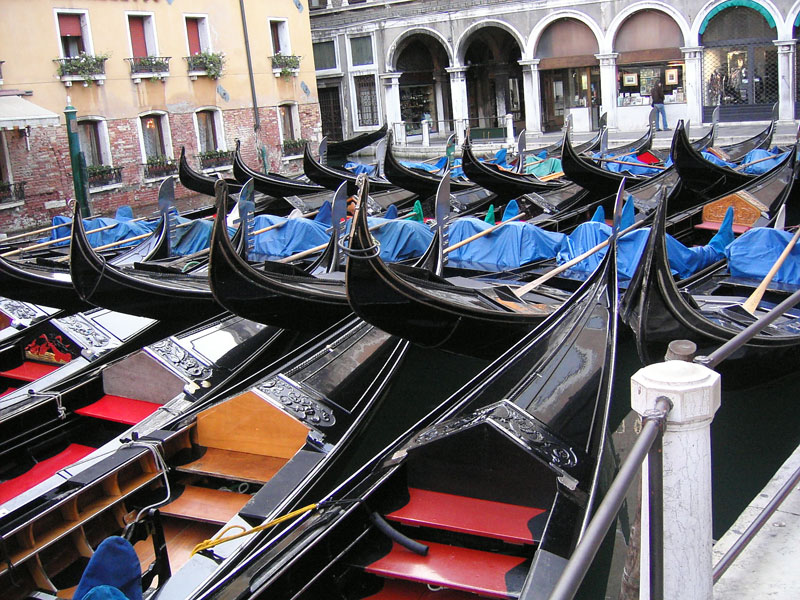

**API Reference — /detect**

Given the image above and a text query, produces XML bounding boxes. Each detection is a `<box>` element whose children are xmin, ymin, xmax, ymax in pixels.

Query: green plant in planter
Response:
<box><xmin>56</xmin><ymin>52</ymin><xmax>110</xmax><ymax>84</ymax></box>
<box><xmin>186</xmin><ymin>52</ymin><xmax>225</xmax><ymax>79</ymax></box>
<box><xmin>86</xmin><ymin>164</ymin><xmax>114</xmax><ymax>178</ymax></box>
<box><xmin>282</xmin><ymin>138</ymin><xmax>309</xmax><ymax>155</ymax></box>
<box><xmin>271</xmin><ymin>53</ymin><xmax>300</xmax><ymax>79</ymax></box>
<box><xmin>133</xmin><ymin>56</ymin><xmax>170</xmax><ymax>73</ymax></box>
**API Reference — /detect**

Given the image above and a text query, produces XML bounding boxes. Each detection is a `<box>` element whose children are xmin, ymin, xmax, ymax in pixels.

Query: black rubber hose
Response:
<box><xmin>369</xmin><ymin>512</ymin><xmax>428</xmax><ymax>556</ymax></box>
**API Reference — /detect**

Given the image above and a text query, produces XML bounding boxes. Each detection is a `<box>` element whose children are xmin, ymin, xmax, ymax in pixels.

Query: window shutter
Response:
<box><xmin>186</xmin><ymin>18</ymin><xmax>201</xmax><ymax>55</ymax></box>
<box><xmin>129</xmin><ymin>16</ymin><xmax>148</xmax><ymax>57</ymax></box>
<box><xmin>58</xmin><ymin>13</ymin><xmax>82</xmax><ymax>37</ymax></box>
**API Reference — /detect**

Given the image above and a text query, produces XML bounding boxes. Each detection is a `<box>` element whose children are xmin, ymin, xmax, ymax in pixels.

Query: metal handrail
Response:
<box><xmin>548</xmin><ymin>396</ymin><xmax>672</xmax><ymax>600</ymax></box>
<box><xmin>713</xmin><ymin>462</ymin><xmax>800</xmax><ymax>581</ymax></box>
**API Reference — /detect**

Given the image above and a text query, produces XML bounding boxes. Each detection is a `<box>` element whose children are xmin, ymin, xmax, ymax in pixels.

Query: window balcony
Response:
<box><xmin>185</xmin><ymin>52</ymin><xmax>224</xmax><ymax>80</ymax></box>
<box><xmin>270</xmin><ymin>54</ymin><xmax>301</xmax><ymax>78</ymax></box>
<box><xmin>0</xmin><ymin>181</ymin><xmax>26</xmax><ymax>204</ymax></box>
<box><xmin>126</xmin><ymin>56</ymin><xmax>171</xmax><ymax>83</ymax></box>
<box><xmin>54</xmin><ymin>54</ymin><xmax>108</xmax><ymax>87</ymax></box>
<box><xmin>197</xmin><ymin>150</ymin><xmax>233</xmax><ymax>170</ymax></box>
<box><xmin>282</xmin><ymin>139</ymin><xmax>309</xmax><ymax>157</ymax></box>
<box><xmin>143</xmin><ymin>157</ymin><xmax>176</xmax><ymax>179</ymax></box>
<box><xmin>87</xmin><ymin>165</ymin><xmax>123</xmax><ymax>189</ymax></box>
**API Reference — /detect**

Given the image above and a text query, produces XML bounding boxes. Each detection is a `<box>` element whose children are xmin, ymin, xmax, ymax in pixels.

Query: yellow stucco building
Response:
<box><xmin>0</xmin><ymin>0</ymin><xmax>321</xmax><ymax>230</ymax></box>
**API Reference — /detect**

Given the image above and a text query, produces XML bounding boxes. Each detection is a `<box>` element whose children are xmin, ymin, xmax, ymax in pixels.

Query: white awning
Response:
<box><xmin>0</xmin><ymin>96</ymin><xmax>60</xmax><ymax>130</ymax></box>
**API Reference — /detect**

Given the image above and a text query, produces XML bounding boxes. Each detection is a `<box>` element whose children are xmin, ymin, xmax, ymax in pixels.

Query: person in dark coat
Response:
<box><xmin>650</xmin><ymin>80</ymin><xmax>668</xmax><ymax>131</ymax></box>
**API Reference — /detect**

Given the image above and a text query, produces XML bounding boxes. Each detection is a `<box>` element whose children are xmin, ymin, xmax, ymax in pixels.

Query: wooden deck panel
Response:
<box><xmin>159</xmin><ymin>485</ymin><xmax>250</xmax><ymax>525</ymax></box>
<box><xmin>175</xmin><ymin>447</ymin><xmax>289</xmax><ymax>484</ymax></box>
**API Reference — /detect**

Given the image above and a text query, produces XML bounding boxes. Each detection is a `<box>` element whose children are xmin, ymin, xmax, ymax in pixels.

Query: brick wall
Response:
<box><xmin>1</xmin><ymin>104</ymin><xmax>321</xmax><ymax>233</ymax></box>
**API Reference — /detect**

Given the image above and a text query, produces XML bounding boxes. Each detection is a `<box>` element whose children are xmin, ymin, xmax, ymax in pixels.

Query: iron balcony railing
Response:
<box><xmin>197</xmin><ymin>151</ymin><xmax>233</xmax><ymax>170</ymax></box>
<box><xmin>143</xmin><ymin>160</ymin><xmax>177</xmax><ymax>179</ymax></box>
<box><xmin>126</xmin><ymin>56</ymin><xmax>171</xmax><ymax>75</ymax></box>
<box><xmin>54</xmin><ymin>55</ymin><xmax>107</xmax><ymax>78</ymax></box>
<box><xmin>87</xmin><ymin>166</ymin><xmax>123</xmax><ymax>188</ymax></box>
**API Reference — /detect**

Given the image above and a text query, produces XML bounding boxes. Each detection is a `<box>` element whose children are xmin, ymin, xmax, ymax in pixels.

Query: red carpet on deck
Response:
<box><xmin>0</xmin><ymin>443</ymin><xmax>96</xmax><ymax>504</ymax></box>
<box><xmin>0</xmin><ymin>361</ymin><xmax>59</xmax><ymax>382</ymax></box>
<box><xmin>75</xmin><ymin>394</ymin><xmax>160</xmax><ymax>425</ymax></box>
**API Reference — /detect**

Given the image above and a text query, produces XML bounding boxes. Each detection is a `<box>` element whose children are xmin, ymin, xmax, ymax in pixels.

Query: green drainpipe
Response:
<box><xmin>64</xmin><ymin>100</ymin><xmax>90</xmax><ymax>217</ymax></box>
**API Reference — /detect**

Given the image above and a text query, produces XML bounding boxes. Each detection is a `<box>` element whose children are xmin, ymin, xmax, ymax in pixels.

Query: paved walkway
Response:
<box><xmin>713</xmin><ymin>443</ymin><xmax>800</xmax><ymax>598</ymax></box>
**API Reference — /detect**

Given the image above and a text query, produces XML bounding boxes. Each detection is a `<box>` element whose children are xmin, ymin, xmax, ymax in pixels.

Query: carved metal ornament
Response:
<box><xmin>54</xmin><ymin>315</ymin><xmax>112</xmax><ymax>350</ymax></box>
<box><xmin>148</xmin><ymin>339</ymin><xmax>212</xmax><ymax>380</ymax></box>
<box><xmin>403</xmin><ymin>400</ymin><xmax>578</xmax><ymax>470</ymax></box>
<box><xmin>0</xmin><ymin>299</ymin><xmax>37</xmax><ymax>321</ymax></box>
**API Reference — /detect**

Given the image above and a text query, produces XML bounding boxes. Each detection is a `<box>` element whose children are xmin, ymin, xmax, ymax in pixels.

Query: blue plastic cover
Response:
<box><xmin>739</xmin><ymin>148</ymin><xmax>787</xmax><ymax>174</ymax></box>
<box><xmin>344</xmin><ymin>162</ymin><xmax>376</xmax><ymax>176</ymax></box>
<box><xmin>248</xmin><ymin>214</ymin><xmax>329</xmax><ymax>259</ymax></box>
<box><xmin>557</xmin><ymin>221</ymin><xmax>726</xmax><ymax>278</ymax></box>
<box><xmin>726</xmin><ymin>227</ymin><xmax>800</xmax><ymax>284</ymax></box>
<box><xmin>171</xmin><ymin>219</ymin><xmax>231</xmax><ymax>256</ymax></box>
<box><xmin>595</xmin><ymin>153</ymin><xmax>662</xmax><ymax>176</ymax></box>
<box><xmin>446</xmin><ymin>217</ymin><xmax>566</xmax><ymax>270</ymax></box>
<box><xmin>525</xmin><ymin>157</ymin><xmax>561</xmax><ymax>176</ymax></box>
<box><xmin>701</xmin><ymin>151</ymin><xmax>735</xmax><ymax>168</ymax></box>
<box><xmin>343</xmin><ymin>216</ymin><xmax>434</xmax><ymax>262</ymax></box>
<box><xmin>46</xmin><ymin>216</ymin><xmax>152</xmax><ymax>248</ymax></box>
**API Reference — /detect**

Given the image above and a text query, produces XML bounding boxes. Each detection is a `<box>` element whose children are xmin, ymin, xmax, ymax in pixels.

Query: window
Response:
<box><xmin>196</xmin><ymin>109</ymin><xmax>220</xmax><ymax>153</ymax></box>
<box><xmin>350</xmin><ymin>36</ymin><xmax>373</xmax><ymax>66</ymax></box>
<box><xmin>139</xmin><ymin>113</ymin><xmax>174</xmax><ymax>177</ymax></box>
<box><xmin>141</xmin><ymin>115</ymin><xmax>165</xmax><ymax>158</ymax></box>
<box><xmin>279</xmin><ymin>105</ymin><xmax>297</xmax><ymax>141</ymax></box>
<box><xmin>127</xmin><ymin>14</ymin><xmax>157</xmax><ymax>57</ymax></box>
<box><xmin>78</xmin><ymin>120</ymin><xmax>104</xmax><ymax>166</ymax></box>
<box><xmin>313</xmin><ymin>41</ymin><xmax>337</xmax><ymax>71</ymax></box>
<box><xmin>57</xmin><ymin>11</ymin><xmax>92</xmax><ymax>57</ymax></box>
<box><xmin>354</xmin><ymin>75</ymin><xmax>378</xmax><ymax>126</ymax></box>
<box><xmin>269</xmin><ymin>19</ymin><xmax>290</xmax><ymax>55</ymax></box>
<box><xmin>185</xmin><ymin>16</ymin><xmax>210</xmax><ymax>55</ymax></box>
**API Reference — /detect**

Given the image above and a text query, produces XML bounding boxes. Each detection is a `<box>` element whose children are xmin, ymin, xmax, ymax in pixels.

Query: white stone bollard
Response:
<box><xmin>422</xmin><ymin>119</ymin><xmax>430</xmax><ymax>147</ymax></box>
<box><xmin>505</xmin><ymin>113</ymin><xmax>514</xmax><ymax>146</ymax></box>
<box><xmin>631</xmin><ymin>360</ymin><xmax>721</xmax><ymax>600</ymax></box>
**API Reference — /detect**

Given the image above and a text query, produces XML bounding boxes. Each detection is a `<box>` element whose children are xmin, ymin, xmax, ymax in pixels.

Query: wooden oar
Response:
<box><xmin>1</xmin><ymin>222</ymin><xmax>126</xmax><ymax>257</ymax></box>
<box><xmin>539</xmin><ymin>171</ymin><xmax>565</xmax><ymax>181</ymax></box>
<box><xmin>444</xmin><ymin>213</ymin><xmax>525</xmax><ymax>255</ymax></box>
<box><xmin>513</xmin><ymin>219</ymin><xmax>647</xmax><ymax>297</ymax></box>
<box><xmin>1</xmin><ymin>215</ymin><xmax>149</xmax><ymax>244</ymax></box>
<box><xmin>740</xmin><ymin>225</ymin><xmax>800</xmax><ymax>315</ymax></box>
<box><xmin>734</xmin><ymin>153</ymin><xmax>782</xmax><ymax>172</ymax></box>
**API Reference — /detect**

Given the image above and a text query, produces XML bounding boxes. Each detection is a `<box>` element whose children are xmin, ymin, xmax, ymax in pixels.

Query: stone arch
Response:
<box><xmin>607</xmin><ymin>3</ymin><xmax>691</xmax><ymax>51</ymax></box>
<box><xmin>691</xmin><ymin>0</ymin><xmax>787</xmax><ymax>42</ymax></box>
<box><xmin>386</xmin><ymin>27</ymin><xmax>454</xmax><ymax>71</ymax></box>
<box><xmin>527</xmin><ymin>11</ymin><xmax>604</xmax><ymax>59</ymax></box>
<box><xmin>783</xmin><ymin>0</ymin><xmax>800</xmax><ymax>38</ymax></box>
<box><xmin>454</xmin><ymin>19</ymin><xmax>527</xmax><ymax>66</ymax></box>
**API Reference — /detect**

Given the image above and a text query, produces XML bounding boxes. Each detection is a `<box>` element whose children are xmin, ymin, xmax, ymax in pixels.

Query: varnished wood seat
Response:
<box><xmin>158</xmin><ymin>485</ymin><xmax>251</xmax><ymax>524</ymax></box>
<box><xmin>175</xmin><ymin>448</ymin><xmax>288</xmax><ymax>485</ymax></box>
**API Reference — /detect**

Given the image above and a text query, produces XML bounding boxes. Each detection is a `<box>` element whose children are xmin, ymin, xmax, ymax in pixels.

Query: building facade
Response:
<box><xmin>309</xmin><ymin>0</ymin><xmax>800</xmax><ymax>144</ymax></box>
<box><xmin>0</xmin><ymin>0</ymin><xmax>321</xmax><ymax>231</ymax></box>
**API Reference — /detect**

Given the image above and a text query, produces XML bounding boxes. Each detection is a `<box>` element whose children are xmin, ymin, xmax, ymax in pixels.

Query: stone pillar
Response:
<box><xmin>775</xmin><ymin>41</ymin><xmax>796</xmax><ymax>123</ymax></box>
<box><xmin>446</xmin><ymin>66</ymin><xmax>469</xmax><ymax>144</ymax></box>
<box><xmin>631</xmin><ymin>360</ymin><xmax>721</xmax><ymax>600</ymax></box>
<box><xmin>422</xmin><ymin>119</ymin><xmax>430</xmax><ymax>146</ymax></box>
<box><xmin>519</xmin><ymin>59</ymin><xmax>542</xmax><ymax>134</ymax></box>
<box><xmin>494</xmin><ymin>66</ymin><xmax>509</xmax><ymax>121</ymax></box>
<box><xmin>681</xmin><ymin>46</ymin><xmax>704</xmax><ymax>125</ymax></box>
<box><xmin>381</xmin><ymin>71</ymin><xmax>403</xmax><ymax>139</ymax></box>
<box><xmin>504</xmin><ymin>114</ymin><xmax>514</xmax><ymax>145</ymax></box>
<box><xmin>595</xmin><ymin>53</ymin><xmax>619</xmax><ymax>130</ymax></box>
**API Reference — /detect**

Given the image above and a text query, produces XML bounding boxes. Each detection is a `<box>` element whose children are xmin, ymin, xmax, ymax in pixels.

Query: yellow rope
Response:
<box><xmin>190</xmin><ymin>503</ymin><xmax>318</xmax><ymax>556</ymax></box>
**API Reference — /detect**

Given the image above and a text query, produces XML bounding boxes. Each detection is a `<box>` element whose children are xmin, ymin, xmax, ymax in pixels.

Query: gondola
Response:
<box><xmin>461</xmin><ymin>137</ymin><xmax>566</xmax><ymax>200</ymax></box>
<box><xmin>0</xmin><ymin>210</ymin><xmax>172</xmax><ymax>313</ymax></box>
<box><xmin>520</xmin><ymin>112</ymin><xmax>606</xmax><ymax>161</ymax></box>
<box><xmin>232</xmin><ymin>140</ymin><xmax>327</xmax><ymax>199</ymax></box>
<box><xmin>621</xmin><ymin>189</ymin><xmax>800</xmax><ymax>388</ymax></box>
<box><xmin>671</xmin><ymin>119</ymin><xmax>758</xmax><ymax>196</ymax></box>
<box><xmin>704</xmin><ymin>102</ymin><xmax>778</xmax><ymax>163</ymax></box>
<box><xmin>183</xmin><ymin>206</ymin><xmax>619</xmax><ymax>600</ymax></box>
<box><xmin>69</xmin><ymin>201</ymin><xmax>224</xmax><ymax>324</ymax></box>
<box><xmin>382</xmin><ymin>132</ymin><xmax>478</xmax><ymax>198</ymax></box>
<box><xmin>344</xmin><ymin>173</ymin><xmax>622</xmax><ymax>359</ymax></box>
<box><xmin>0</xmin><ymin>298</ymin><xmax>62</xmax><ymax>345</ymax></box>
<box><xmin>178</xmin><ymin>146</ymin><xmax>243</xmax><ymax>197</ymax></box>
<box><xmin>0</xmin><ymin>311</ymin><xmax>412</xmax><ymax>600</ymax></box>
<box><xmin>325</xmin><ymin>122</ymin><xmax>388</xmax><ymax>161</ymax></box>
<box><xmin>304</xmin><ymin>143</ymin><xmax>396</xmax><ymax>195</ymax></box>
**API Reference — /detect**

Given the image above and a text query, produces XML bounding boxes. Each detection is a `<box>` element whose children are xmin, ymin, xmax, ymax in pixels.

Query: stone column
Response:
<box><xmin>775</xmin><ymin>40</ymin><xmax>796</xmax><ymax>123</ymax></box>
<box><xmin>595</xmin><ymin>53</ymin><xmax>619</xmax><ymax>130</ymax></box>
<box><xmin>519</xmin><ymin>59</ymin><xmax>541</xmax><ymax>134</ymax></box>
<box><xmin>681</xmin><ymin>46</ymin><xmax>704</xmax><ymax>125</ymax></box>
<box><xmin>381</xmin><ymin>71</ymin><xmax>403</xmax><ymax>140</ymax></box>
<box><xmin>446</xmin><ymin>66</ymin><xmax>469</xmax><ymax>144</ymax></box>
<box><xmin>494</xmin><ymin>65</ymin><xmax>509</xmax><ymax>121</ymax></box>
<box><xmin>631</xmin><ymin>360</ymin><xmax>721</xmax><ymax>600</ymax></box>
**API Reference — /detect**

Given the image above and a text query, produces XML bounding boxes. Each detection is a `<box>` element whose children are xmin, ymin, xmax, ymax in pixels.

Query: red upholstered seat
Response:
<box><xmin>75</xmin><ymin>394</ymin><xmax>160</xmax><ymax>425</ymax></box>
<box><xmin>386</xmin><ymin>488</ymin><xmax>544</xmax><ymax>545</ymax></box>
<box><xmin>0</xmin><ymin>386</ymin><xmax>18</xmax><ymax>398</ymax></box>
<box><xmin>0</xmin><ymin>443</ymin><xmax>96</xmax><ymax>504</ymax></box>
<box><xmin>0</xmin><ymin>361</ymin><xmax>59</xmax><ymax>382</ymax></box>
<box><xmin>694</xmin><ymin>221</ymin><xmax>750</xmax><ymax>234</ymax></box>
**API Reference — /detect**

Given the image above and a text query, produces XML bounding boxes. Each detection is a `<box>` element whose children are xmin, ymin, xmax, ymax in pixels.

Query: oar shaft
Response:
<box><xmin>277</xmin><ymin>220</ymin><xmax>390</xmax><ymax>264</ymax></box>
<box><xmin>251</xmin><ymin>210</ymin><xmax>320</xmax><ymax>236</ymax></box>
<box><xmin>734</xmin><ymin>153</ymin><xmax>781</xmax><ymax>171</ymax></box>
<box><xmin>514</xmin><ymin>219</ymin><xmax>645</xmax><ymax>297</ymax></box>
<box><xmin>1</xmin><ymin>222</ymin><xmax>122</xmax><ymax>257</ymax></box>
<box><xmin>444</xmin><ymin>213</ymin><xmax>524</xmax><ymax>255</ymax></box>
<box><xmin>741</xmin><ymin>225</ymin><xmax>800</xmax><ymax>314</ymax></box>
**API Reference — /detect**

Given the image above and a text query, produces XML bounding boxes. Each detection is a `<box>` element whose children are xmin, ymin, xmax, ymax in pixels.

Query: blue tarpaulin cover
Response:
<box><xmin>726</xmin><ymin>227</ymin><xmax>800</xmax><ymax>284</ymax></box>
<box><xmin>47</xmin><ymin>216</ymin><xmax>152</xmax><ymax>248</ymax></box>
<box><xmin>170</xmin><ymin>219</ymin><xmax>236</xmax><ymax>256</ymax></box>
<box><xmin>344</xmin><ymin>162</ymin><xmax>376</xmax><ymax>176</ymax></box>
<box><xmin>594</xmin><ymin>152</ymin><xmax>662</xmax><ymax>176</ymax></box>
<box><xmin>738</xmin><ymin>148</ymin><xmax>787</xmax><ymax>174</ymax></box>
<box><xmin>248</xmin><ymin>214</ymin><xmax>329</xmax><ymax>259</ymax></box>
<box><xmin>344</xmin><ymin>216</ymin><xmax>434</xmax><ymax>262</ymax></box>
